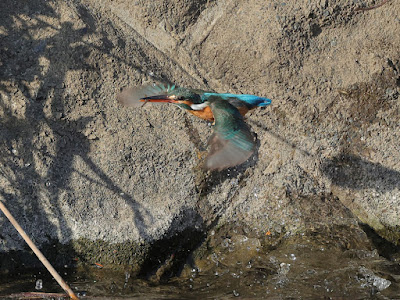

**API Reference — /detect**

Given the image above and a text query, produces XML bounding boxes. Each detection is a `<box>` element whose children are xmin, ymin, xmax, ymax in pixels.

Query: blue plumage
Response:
<box><xmin>118</xmin><ymin>83</ymin><xmax>272</xmax><ymax>170</ymax></box>
<box><xmin>202</xmin><ymin>93</ymin><xmax>271</xmax><ymax>107</ymax></box>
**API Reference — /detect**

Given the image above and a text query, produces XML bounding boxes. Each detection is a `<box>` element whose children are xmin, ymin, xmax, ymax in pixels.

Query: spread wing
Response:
<box><xmin>117</xmin><ymin>83</ymin><xmax>177</xmax><ymax>107</ymax></box>
<box><xmin>205</xmin><ymin>96</ymin><xmax>256</xmax><ymax>171</ymax></box>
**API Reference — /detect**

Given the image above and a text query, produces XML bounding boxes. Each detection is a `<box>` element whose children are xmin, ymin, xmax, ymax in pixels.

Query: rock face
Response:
<box><xmin>0</xmin><ymin>0</ymin><xmax>399</xmax><ymax>271</ymax></box>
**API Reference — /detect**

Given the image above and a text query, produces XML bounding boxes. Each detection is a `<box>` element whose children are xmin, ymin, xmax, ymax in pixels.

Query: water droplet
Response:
<box><xmin>77</xmin><ymin>291</ymin><xmax>87</xmax><ymax>297</ymax></box>
<box><xmin>211</xmin><ymin>253</ymin><xmax>218</xmax><ymax>264</ymax></box>
<box><xmin>279</xmin><ymin>262</ymin><xmax>291</xmax><ymax>275</ymax></box>
<box><xmin>125</xmin><ymin>272</ymin><xmax>130</xmax><ymax>282</ymax></box>
<box><xmin>230</xmin><ymin>179</ymin><xmax>239</xmax><ymax>186</ymax></box>
<box><xmin>221</xmin><ymin>239</ymin><xmax>230</xmax><ymax>248</ymax></box>
<box><xmin>35</xmin><ymin>279</ymin><xmax>43</xmax><ymax>290</ymax></box>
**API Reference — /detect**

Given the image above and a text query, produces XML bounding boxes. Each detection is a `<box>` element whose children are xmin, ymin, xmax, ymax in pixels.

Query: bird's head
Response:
<box><xmin>140</xmin><ymin>88</ymin><xmax>203</xmax><ymax>110</ymax></box>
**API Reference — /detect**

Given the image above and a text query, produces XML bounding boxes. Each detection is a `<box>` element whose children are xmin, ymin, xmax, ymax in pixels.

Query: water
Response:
<box><xmin>1</xmin><ymin>226</ymin><xmax>399</xmax><ymax>299</ymax></box>
<box><xmin>35</xmin><ymin>279</ymin><xmax>43</xmax><ymax>290</ymax></box>
<box><xmin>1</xmin><ymin>254</ymin><xmax>398</xmax><ymax>299</ymax></box>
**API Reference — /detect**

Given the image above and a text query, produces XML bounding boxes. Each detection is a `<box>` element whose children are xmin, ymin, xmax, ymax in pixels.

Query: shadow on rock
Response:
<box><xmin>0</xmin><ymin>0</ymin><xmax>166</xmax><ymax>269</ymax></box>
<box><xmin>359</xmin><ymin>223</ymin><xmax>400</xmax><ymax>261</ymax></box>
<box><xmin>250</xmin><ymin>119</ymin><xmax>312</xmax><ymax>157</ymax></box>
<box><xmin>138</xmin><ymin>207</ymin><xmax>206</xmax><ymax>283</ymax></box>
<box><xmin>321</xmin><ymin>153</ymin><xmax>400</xmax><ymax>193</ymax></box>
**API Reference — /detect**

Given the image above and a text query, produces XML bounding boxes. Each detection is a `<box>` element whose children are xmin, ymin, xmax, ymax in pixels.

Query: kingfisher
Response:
<box><xmin>117</xmin><ymin>83</ymin><xmax>271</xmax><ymax>171</ymax></box>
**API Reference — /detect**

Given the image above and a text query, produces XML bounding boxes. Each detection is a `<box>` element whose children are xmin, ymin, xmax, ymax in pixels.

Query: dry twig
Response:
<box><xmin>354</xmin><ymin>0</ymin><xmax>389</xmax><ymax>12</ymax></box>
<box><xmin>0</xmin><ymin>200</ymin><xmax>79</xmax><ymax>300</ymax></box>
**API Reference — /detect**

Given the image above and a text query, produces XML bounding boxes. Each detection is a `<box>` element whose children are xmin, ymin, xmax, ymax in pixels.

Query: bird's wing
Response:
<box><xmin>117</xmin><ymin>83</ymin><xmax>177</xmax><ymax>107</ymax></box>
<box><xmin>205</xmin><ymin>96</ymin><xmax>256</xmax><ymax>171</ymax></box>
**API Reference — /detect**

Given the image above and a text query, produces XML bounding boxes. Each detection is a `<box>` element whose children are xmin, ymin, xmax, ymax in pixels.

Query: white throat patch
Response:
<box><xmin>190</xmin><ymin>102</ymin><xmax>208</xmax><ymax>111</ymax></box>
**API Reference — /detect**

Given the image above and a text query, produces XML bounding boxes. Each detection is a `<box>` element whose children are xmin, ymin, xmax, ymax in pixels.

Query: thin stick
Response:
<box><xmin>354</xmin><ymin>0</ymin><xmax>389</xmax><ymax>12</ymax></box>
<box><xmin>0</xmin><ymin>200</ymin><xmax>79</xmax><ymax>300</ymax></box>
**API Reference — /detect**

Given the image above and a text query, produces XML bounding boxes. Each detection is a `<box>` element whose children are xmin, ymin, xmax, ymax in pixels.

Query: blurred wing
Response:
<box><xmin>117</xmin><ymin>83</ymin><xmax>177</xmax><ymax>107</ymax></box>
<box><xmin>205</xmin><ymin>97</ymin><xmax>256</xmax><ymax>171</ymax></box>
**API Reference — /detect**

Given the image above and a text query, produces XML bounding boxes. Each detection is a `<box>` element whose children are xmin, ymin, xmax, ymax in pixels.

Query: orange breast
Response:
<box><xmin>187</xmin><ymin>103</ymin><xmax>251</xmax><ymax>121</ymax></box>
<box><xmin>189</xmin><ymin>106</ymin><xmax>215</xmax><ymax>121</ymax></box>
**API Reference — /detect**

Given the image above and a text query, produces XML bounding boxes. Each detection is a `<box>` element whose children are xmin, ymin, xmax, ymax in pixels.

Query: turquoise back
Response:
<box><xmin>202</xmin><ymin>93</ymin><xmax>271</xmax><ymax>107</ymax></box>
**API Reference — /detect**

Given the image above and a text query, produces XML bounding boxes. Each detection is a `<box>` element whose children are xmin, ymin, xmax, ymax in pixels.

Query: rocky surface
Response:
<box><xmin>1</xmin><ymin>0</ymin><xmax>399</xmax><ymax>280</ymax></box>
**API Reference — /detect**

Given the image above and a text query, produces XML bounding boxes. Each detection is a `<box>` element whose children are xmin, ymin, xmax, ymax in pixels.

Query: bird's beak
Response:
<box><xmin>140</xmin><ymin>95</ymin><xmax>178</xmax><ymax>103</ymax></box>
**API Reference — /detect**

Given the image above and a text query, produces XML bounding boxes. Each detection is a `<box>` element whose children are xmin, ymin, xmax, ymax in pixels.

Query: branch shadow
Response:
<box><xmin>251</xmin><ymin>117</ymin><xmax>400</xmax><ymax>195</ymax></box>
<box><xmin>320</xmin><ymin>153</ymin><xmax>400</xmax><ymax>193</ymax></box>
<box><xmin>249</xmin><ymin>119</ymin><xmax>312</xmax><ymax>157</ymax></box>
<box><xmin>0</xmin><ymin>0</ymin><xmax>189</xmax><ymax>271</ymax></box>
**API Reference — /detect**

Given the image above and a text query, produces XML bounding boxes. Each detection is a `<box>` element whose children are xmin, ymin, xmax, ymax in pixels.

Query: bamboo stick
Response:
<box><xmin>0</xmin><ymin>200</ymin><xmax>79</xmax><ymax>300</ymax></box>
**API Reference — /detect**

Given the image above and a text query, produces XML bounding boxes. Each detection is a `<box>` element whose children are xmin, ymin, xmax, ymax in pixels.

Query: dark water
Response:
<box><xmin>1</xmin><ymin>226</ymin><xmax>400</xmax><ymax>299</ymax></box>
<box><xmin>1</xmin><ymin>255</ymin><xmax>399</xmax><ymax>299</ymax></box>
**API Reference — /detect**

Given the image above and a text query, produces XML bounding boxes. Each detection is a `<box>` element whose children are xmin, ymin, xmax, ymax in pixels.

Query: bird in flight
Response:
<box><xmin>117</xmin><ymin>83</ymin><xmax>271</xmax><ymax>171</ymax></box>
